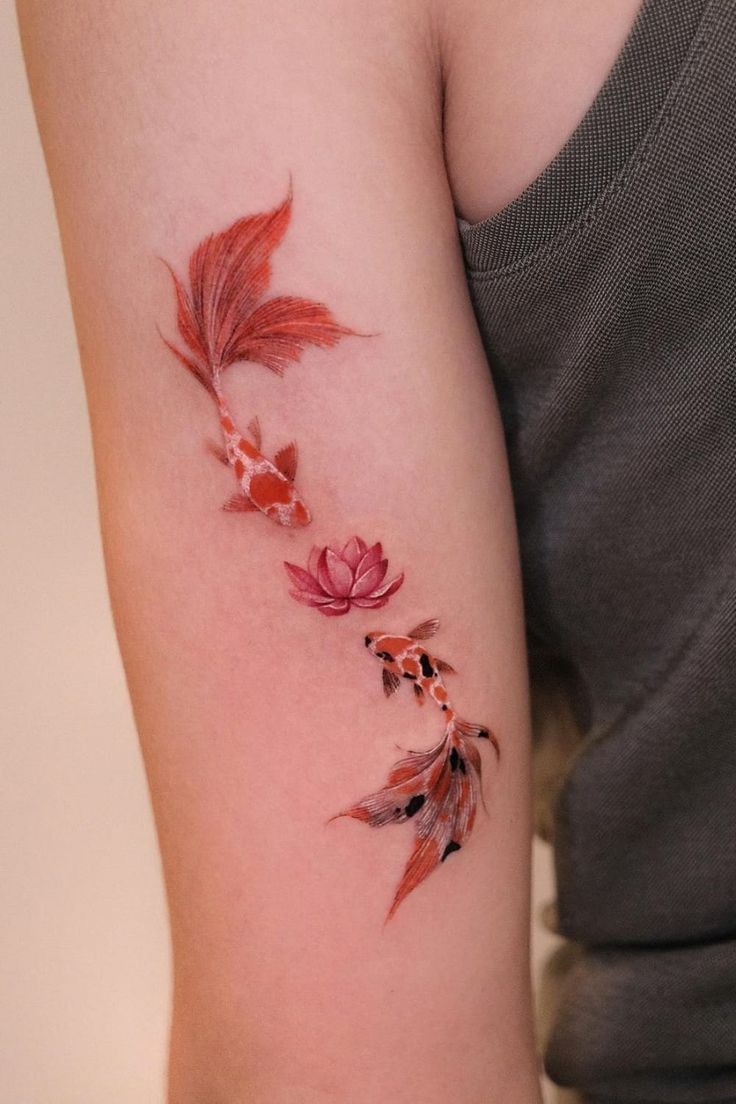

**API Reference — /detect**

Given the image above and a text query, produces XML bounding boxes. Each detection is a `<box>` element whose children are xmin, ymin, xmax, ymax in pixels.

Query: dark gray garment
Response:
<box><xmin>459</xmin><ymin>0</ymin><xmax>736</xmax><ymax>1100</ymax></box>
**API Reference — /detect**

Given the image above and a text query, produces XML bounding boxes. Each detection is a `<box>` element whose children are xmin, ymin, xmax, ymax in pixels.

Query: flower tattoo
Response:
<box><xmin>284</xmin><ymin>537</ymin><xmax>404</xmax><ymax>616</ymax></box>
<box><xmin>155</xmin><ymin>179</ymin><xmax>501</xmax><ymax>923</ymax></box>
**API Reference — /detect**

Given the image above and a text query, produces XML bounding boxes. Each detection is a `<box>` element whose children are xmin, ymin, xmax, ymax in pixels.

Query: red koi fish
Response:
<box><xmin>160</xmin><ymin>187</ymin><xmax>355</xmax><ymax>526</ymax></box>
<box><xmin>334</xmin><ymin>619</ymin><xmax>499</xmax><ymax>920</ymax></box>
<box><xmin>210</xmin><ymin>401</ymin><xmax>308</xmax><ymax>526</ymax></box>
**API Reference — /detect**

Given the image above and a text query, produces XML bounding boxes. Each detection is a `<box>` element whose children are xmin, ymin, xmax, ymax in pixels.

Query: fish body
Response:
<box><xmin>335</xmin><ymin>619</ymin><xmax>499</xmax><ymax>919</ymax></box>
<box><xmin>366</xmin><ymin>630</ymin><xmax>458</xmax><ymax>719</ymax></box>
<box><xmin>216</xmin><ymin>393</ymin><xmax>310</xmax><ymax>527</ymax></box>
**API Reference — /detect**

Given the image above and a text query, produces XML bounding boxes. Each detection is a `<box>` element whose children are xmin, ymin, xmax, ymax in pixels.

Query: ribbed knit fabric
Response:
<box><xmin>459</xmin><ymin>1</ymin><xmax>736</xmax><ymax>1100</ymax></box>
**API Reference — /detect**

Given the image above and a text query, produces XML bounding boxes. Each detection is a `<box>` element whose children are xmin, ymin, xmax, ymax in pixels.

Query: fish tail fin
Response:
<box><xmin>208</xmin><ymin>183</ymin><xmax>357</xmax><ymax>376</ymax></box>
<box><xmin>161</xmin><ymin>185</ymin><xmax>356</xmax><ymax>387</ymax></box>
<box><xmin>454</xmin><ymin>716</ymin><xmax>500</xmax><ymax>761</ymax></box>
<box><xmin>158</xmin><ymin>189</ymin><xmax>292</xmax><ymax>390</ymax></box>
<box><xmin>333</xmin><ymin>720</ymin><xmax>491</xmax><ymax>920</ymax></box>
<box><xmin>156</xmin><ymin>322</ymin><xmax>217</xmax><ymax>398</ymax></box>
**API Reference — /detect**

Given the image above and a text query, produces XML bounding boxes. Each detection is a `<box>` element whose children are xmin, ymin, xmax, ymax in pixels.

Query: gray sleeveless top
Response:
<box><xmin>459</xmin><ymin>1</ymin><xmax>736</xmax><ymax>1100</ymax></box>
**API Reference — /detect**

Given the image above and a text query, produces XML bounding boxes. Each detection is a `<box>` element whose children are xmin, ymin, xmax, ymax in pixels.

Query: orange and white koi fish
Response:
<box><xmin>210</xmin><ymin>399</ymin><xmax>309</xmax><ymax>526</ymax></box>
<box><xmin>333</xmin><ymin>619</ymin><xmax>499</xmax><ymax>920</ymax></box>
<box><xmin>160</xmin><ymin>187</ymin><xmax>355</xmax><ymax>526</ymax></box>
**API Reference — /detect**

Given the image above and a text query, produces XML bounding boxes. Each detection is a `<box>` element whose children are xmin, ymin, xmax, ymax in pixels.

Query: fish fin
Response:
<box><xmin>185</xmin><ymin>190</ymin><xmax>294</xmax><ymax>375</ymax></box>
<box><xmin>385</xmin><ymin>728</ymin><xmax>486</xmax><ymax>920</ymax></box>
<box><xmin>223</xmin><ymin>492</ymin><xmax>259</xmax><ymax>513</ymax></box>
<box><xmin>206</xmin><ymin>439</ymin><xmax>229</xmax><ymax>466</ymax></box>
<box><xmin>274</xmin><ymin>442</ymin><xmax>298</xmax><ymax>482</ymax></box>
<box><xmin>455</xmin><ymin>717</ymin><xmax>500</xmax><ymax>760</ymax></box>
<box><xmin>382</xmin><ymin>668</ymin><xmax>401</xmax><ymax>697</ymax></box>
<box><xmin>412</xmin><ymin>683</ymin><xmax>425</xmax><ymax>705</ymax></box>
<box><xmin>332</xmin><ymin>727</ymin><xmax>482</xmax><ymax>921</ymax></box>
<box><xmin>161</xmin><ymin>188</ymin><xmax>354</xmax><ymax>381</ymax></box>
<box><xmin>157</xmin><ymin>328</ymin><xmax>216</xmax><ymax>397</ymax></box>
<box><xmin>407</xmin><ymin>618</ymin><xmax>439</xmax><ymax>641</ymax></box>
<box><xmin>330</xmin><ymin>736</ymin><xmax>446</xmax><ymax>833</ymax></box>
<box><xmin>247</xmin><ymin>416</ymin><xmax>262</xmax><ymax>451</ymax></box>
<box><xmin>228</xmin><ymin>294</ymin><xmax>357</xmax><ymax>376</ymax></box>
<box><xmin>435</xmin><ymin>659</ymin><xmax>456</xmax><ymax>675</ymax></box>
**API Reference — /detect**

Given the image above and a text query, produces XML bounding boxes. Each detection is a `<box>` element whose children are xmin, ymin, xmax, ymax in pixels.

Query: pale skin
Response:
<box><xmin>17</xmin><ymin>1</ymin><xmax>642</xmax><ymax>1101</ymax></box>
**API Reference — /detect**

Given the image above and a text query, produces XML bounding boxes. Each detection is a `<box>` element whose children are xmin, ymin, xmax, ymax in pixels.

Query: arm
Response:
<box><xmin>18</xmin><ymin>2</ymin><xmax>540</xmax><ymax>1100</ymax></box>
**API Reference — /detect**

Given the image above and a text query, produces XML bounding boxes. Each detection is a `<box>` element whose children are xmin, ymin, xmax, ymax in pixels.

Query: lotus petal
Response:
<box><xmin>369</xmin><ymin>571</ymin><xmax>405</xmax><ymax>599</ymax></box>
<box><xmin>351</xmin><ymin>560</ymin><xmax>389</xmax><ymax>598</ymax></box>
<box><xmin>341</xmin><ymin>536</ymin><xmax>367</xmax><ymax>570</ymax></box>
<box><xmin>355</xmin><ymin>542</ymin><xmax>383</xmax><ymax>578</ymax></box>
<box><xmin>319</xmin><ymin>597</ymin><xmax>351</xmax><ymax>616</ymax></box>
<box><xmin>284</xmin><ymin>562</ymin><xmax>327</xmax><ymax>596</ymax></box>
<box><xmin>288</xmin><ymin>589</ymin><xmax>339</xmax><ymax>608</ymax></box>
<box><xmin>319</xmin><ymin>547</ymin><xmax>354</xmax><ymax>597</ymax></box>
<box><xmin>307</xmin><ymin>546</ymin><xmax>322</xmax><ymax>578</ymax></box>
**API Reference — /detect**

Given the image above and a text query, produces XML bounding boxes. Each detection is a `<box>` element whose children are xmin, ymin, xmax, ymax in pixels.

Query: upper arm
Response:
<box><xmin>18</xmin><ymin>3</ymin><xmax>540</xmax><ymax>1101</ymax></box>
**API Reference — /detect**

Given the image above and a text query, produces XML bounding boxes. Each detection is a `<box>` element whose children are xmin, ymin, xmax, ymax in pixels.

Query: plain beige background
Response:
<box><xmin>1</xmin><ymin>4</ymin><xmax>562</xmax><ymax>1100</ymax></box>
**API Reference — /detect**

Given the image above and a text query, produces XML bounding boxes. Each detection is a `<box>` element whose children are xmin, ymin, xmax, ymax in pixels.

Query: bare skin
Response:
<box><xmin>17</xmin><ymin>1</ymin><xmax>642</xmax><ymax>1101</ymax></box>
<box><xmin>442</xmin><ymin>0</ymin><xmax>644</xmax><ymax>222</ymax></box>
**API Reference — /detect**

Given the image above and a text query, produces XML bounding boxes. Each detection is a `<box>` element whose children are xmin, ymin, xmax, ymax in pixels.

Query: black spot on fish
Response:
<box><xmin>405</xmin><ymin>794</ymin><xmax>425</xmax><ymax>817</ymax></box>
<box><xmin>377</xmin><ymin>650</ymin><xmax>394</xmax><ymax>662</ymax></box>
<box><xmin>441</xmin><ymin>841</ymin><xmax>461</xmax><ymax>862</ymax></box>
<box><xmin>364</xmin><ymin>636</ymin><xmax>372</xmax><ymax>647</ymax></box>
<box><xmin>478</xmin><ymin>728</ymin><xmax>490</xmax><ymax>740</ymax></box>
<box><xmin>419</xmin><ymin>653</ymin><xmax>435</xmax><ymax>678</ymax></box>
<box><xmin>441</xmin><ymin>703</ymin><xmax>448</xmax><ymax>711</ymax></box>
<box><xmin>403</xmin><ymin>671</ymin><xmax>417</xmax><ymax>680</ymax></box>
<box><xmin>449</xmin><ymin>747</ymin><xmax>460</xmax><ymax>771</ymax></box>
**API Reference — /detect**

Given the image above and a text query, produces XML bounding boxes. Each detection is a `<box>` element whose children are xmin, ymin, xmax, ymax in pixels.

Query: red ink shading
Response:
<box><xmin>160</xmin><ymin>186</ymin><xmax>355</xmax><ymax>526</ymax></box>
<box><xmin>284</xmin><ymin>537</ymin><xmax>404</xmax><ymax>616</ymax></box>
<box><xmin>332</xmin><ymin>619</ymin><xmax>499</xmax><ymax>920</ymax></box>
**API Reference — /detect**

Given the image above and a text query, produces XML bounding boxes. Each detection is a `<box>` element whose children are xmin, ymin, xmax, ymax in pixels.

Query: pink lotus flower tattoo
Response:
<box><xmin>284</xmin><ymin>537</ymin><xmax>404</xmax><ymax>617</ymax></box>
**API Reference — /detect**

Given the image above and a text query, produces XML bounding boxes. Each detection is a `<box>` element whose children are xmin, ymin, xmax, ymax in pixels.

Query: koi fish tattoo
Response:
<box><xmin>159</xmin><ymin>181</ymin><xmax>500</xmax><ymax>922</ymax></box>
<box><xmin>284</xmin><ymin>536</ymin><xmax>404</xmax><ymax>616</ymax></box>
<box><xmin>333</xmin><ymin>620</ymin><xmax>500</xmax><ymax>920</ymax></box>
<box><xmin>160</xmin><ymin>188</ymin><xmax>355</xmax><ymax>526</ymax></box>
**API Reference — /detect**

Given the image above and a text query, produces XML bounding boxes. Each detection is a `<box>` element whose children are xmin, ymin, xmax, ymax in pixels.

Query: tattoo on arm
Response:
<box><xmin>333</xmin><ymin>621</ymin><xmax>499</xmax><ymax>920</ymax></box>
<box><xmin>284</xmin><ymin>537</ymin><xmax>404</xmax><ymax>616</ymax></box>
<box><xmin>159</xmin><ymin>185</ymin><xmax>502</xmax><ymax>921</ymax></box>
<box><xmin>159</xmin><ymin>187</ymin><xmax>355</xmax><ymax>527</ymax></box>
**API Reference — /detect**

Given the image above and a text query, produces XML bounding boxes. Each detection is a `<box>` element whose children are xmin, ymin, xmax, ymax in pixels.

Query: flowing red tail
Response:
<box><xmin>160</xmin><ymin>187</ymin><xmax>355</xmax><ymax>393</ymax></box>
<box><xmin>335</xmin><ymin>720</ymin><xmax>497</xmax><ymax>920</ymax></box>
